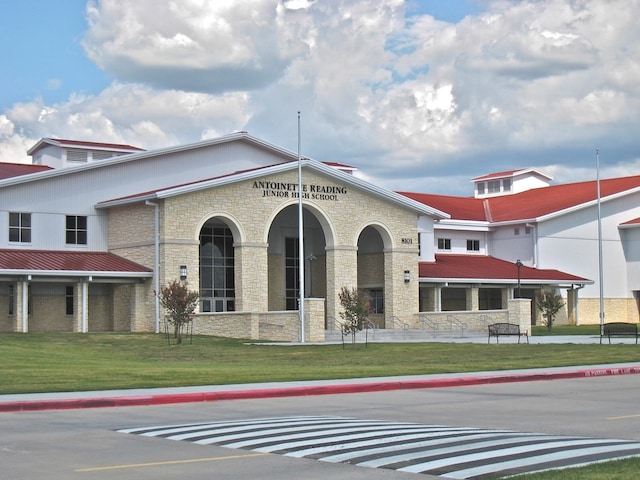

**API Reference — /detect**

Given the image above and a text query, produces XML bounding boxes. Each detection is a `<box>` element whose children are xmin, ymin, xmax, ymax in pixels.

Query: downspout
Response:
<box><xmin>146</xmin><ymin>200</ymin><xmax>160</xmax><ymax>333</ymax></box>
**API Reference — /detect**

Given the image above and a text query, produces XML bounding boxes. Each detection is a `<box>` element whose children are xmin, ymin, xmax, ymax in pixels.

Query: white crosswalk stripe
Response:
<box><xmin>118</xmin><ymin>416</ymin><xmax>640</xmax><ymax>478</ymax></box>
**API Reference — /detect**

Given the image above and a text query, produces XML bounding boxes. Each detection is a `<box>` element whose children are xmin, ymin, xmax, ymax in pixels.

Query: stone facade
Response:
<box><xmin>105</xmin><ymin>169</ymin><xmax>422</xmax><ymax>342</ymax></box>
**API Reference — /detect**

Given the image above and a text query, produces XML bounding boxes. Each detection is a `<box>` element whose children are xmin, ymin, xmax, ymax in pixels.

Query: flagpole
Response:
<box><xmin>297</xmin><ymin>111</ymin><xmax>305</xmax><ymax>342</ymax></box>
<box><xmin>596</xmin><ymin>148</ymin><xmax>604</xmax><ymax>335</ymax></box>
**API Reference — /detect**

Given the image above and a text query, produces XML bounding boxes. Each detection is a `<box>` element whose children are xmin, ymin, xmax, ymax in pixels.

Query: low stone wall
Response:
<box><xmin>413</xmin><ymin>310</ymin><xmax>510</xmax><ymax>333</ymax></box>
<box><xmin>193</xmin><ymin>299</ymin><xmax>326</xmax><ymax>342</ymax></box>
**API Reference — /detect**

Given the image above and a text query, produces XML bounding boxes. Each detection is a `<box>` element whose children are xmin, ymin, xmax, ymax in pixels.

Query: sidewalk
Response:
<box><xmin>2</xmin><ymin>360</ymin><xmax>639</xmax><ymax>413</ymax></box>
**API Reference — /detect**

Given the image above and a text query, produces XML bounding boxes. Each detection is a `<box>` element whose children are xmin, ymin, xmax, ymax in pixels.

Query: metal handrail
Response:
<box><xmin>418</xmin><ymin>314</ymin><xmax>438</xmax><ymax>330</ymax></box>
<box><xmin>390</xmin><ymin>316</ymin><xmax>409</xmax><ymax>329</ymax></box>
<box><xmin>446</xmin><ymin>314</ymin><xmax>468</xmax><ymax>337</ymax></box>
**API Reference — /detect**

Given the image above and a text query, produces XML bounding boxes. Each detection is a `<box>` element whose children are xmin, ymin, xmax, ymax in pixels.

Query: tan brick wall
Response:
<box><xmin>577</xmin><ymin>297</ymin><xmax>639</xmax><ymax>325</ymax></box>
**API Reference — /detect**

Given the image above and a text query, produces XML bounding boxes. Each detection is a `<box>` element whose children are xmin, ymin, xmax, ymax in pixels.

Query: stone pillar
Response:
<box><xmin>567</xmin><ymin>288</ymin><xmax>577</xmax><ymax>325</ymax></box>
<box><xmin>325</xmin><ymin>245</ymin><xmax>357</xmax><ymax>327</ymax></box>
<box><xmin>235</xmin><ymin>242</ymin><xmax>269</xmax><ymax>312</ymax></box>
<box><xmin>508</xmin><ymin>298</ymin><xmax>532</xmax><ymax>333</ymax></box>
<box><xmin>71</xmin><ymin>282</ymin><xmax>83</xmax><ymax>332</ymax></box>
<box><xmin>305</xmin><ymin>297</ymin><xmax>325</xmax><ymax>342</ymax></box>
<box><xmin>129</xmin><ymin>282</ymin><xmax>151</xmax><ymax>332</ymax></box>
<box><xmin>467</xmin><ymin>286</ymin><xmax>479</xmax><ymax>311</ymax></box>
<box><xmin>13</xmin><ymin>280</ymin><xmax>29</xmax><ymax>333</ymax></box>
<box><xmin>384</xmin><ymin>249</ymin><xmax>418</xmax><ymax>328</ymax></box>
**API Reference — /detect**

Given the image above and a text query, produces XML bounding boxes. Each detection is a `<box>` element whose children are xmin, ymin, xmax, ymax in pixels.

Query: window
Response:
<box><xmin>366</xmin><ymin>289</ymin><xmax>384</xmax><ymax>314</ymax></box>
<box><xmin>65</xmin><ymin>286</ymin><xmax>74</xmax><ymax>315</ymax></box>
<box><xmin>466</xmin><ymin>239</ymin><xmax>480</xmax><ymax>251</ymax></box>
<box><xmin>199</xmin><ymin>221</ymin><xmax>235</xmax><ymax>312</ymax></box>
<box><xmin>525</xmin><ymin>226</ymin><xmax>532</xmax><ymax>235</ymax></box>
<box><xmin>502</xmin><ymin>178</ymin><xmax>512</xmax><ymax>192</ymax></box>
<box><xmin>479</xmin><ymin>288</ymin><xmax>503</xmax><ymax>310</ymax></box>
<box><xmin>476</xmin><ymin>182</ymin><xmax>485</xmax><ymax>195</ymax></box>
<box><xmin>437</xmin><ymin>238</ymin><xmax>451</xmax><ymax>250</ymax></box>
<box><xmin>514</xmin><ymin>227</ymin><xmax>520</xmax><ymax>235</ymax></box>
<box><xmin>284</xmin><ymin>237</ymin><xmax>300</xmax><ymax>310</ymax></box>
<box><xmin>8</xmin><ymin>285</ymin><xmax>14</xmax><ymax>315</ymax></box>
<box><xmin>9</xmin><ymin>212</ymin><xmax>31</xmax><ymax>243</ymax></box>
<box><xmin>66</xmin><ymin>149</ymin><xmax>88</xmax><ymax>162</ymax></box>
<box><xmin>8</xmin><ymin>285</ymin><xmax>32</xmax><ymax>315</ymax></box>
<box><xmin>66</xmin><ymin>216</ymin><xmax>87</xmax><ymax>245</ymax></box>
<box><xmin>488</xmin><ymin>180</ymin><xmax>501</xmax><ymax>193</ymax></box>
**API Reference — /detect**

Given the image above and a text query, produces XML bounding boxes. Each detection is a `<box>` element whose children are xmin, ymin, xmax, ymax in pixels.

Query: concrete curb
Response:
<box><xmin>3</xmin><ymin>364</ymin><xmax>640</xmax><ymax>412</ymax></box>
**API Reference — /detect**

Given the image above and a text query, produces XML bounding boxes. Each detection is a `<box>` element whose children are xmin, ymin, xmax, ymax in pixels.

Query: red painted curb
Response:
<box><xmin>2</xmin><ymin>366</ymin><xmax>639</xmax><ymax>412</ymax></box>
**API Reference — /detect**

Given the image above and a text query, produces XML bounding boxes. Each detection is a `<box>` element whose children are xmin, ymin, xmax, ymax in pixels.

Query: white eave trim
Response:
<box><xmin>434</xmin><ymin>219</ymin><xmax>491</xmax><ymax>231</ymax></box>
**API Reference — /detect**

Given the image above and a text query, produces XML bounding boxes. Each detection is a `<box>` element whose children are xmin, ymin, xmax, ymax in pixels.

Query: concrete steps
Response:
<box><xmin>324</xmin><ymin>327</ymin><xmax>486</xmax><ymax>343</ymax></box>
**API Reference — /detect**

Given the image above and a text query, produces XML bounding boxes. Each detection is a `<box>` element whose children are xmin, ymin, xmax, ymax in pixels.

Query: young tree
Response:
<box><xmin>338</xmin><ymin>286</ymin><xmax>372</xmax><ymax>346</ymax></box>
<box><xmin>536</xmin><ymin>288</ymin><xmax>565</xmax><ymax>331</ymax></box>
<box><xmin>157</xmin><ymin>280</ymin><xmax>199</xmax><ymax>344</ymax></box>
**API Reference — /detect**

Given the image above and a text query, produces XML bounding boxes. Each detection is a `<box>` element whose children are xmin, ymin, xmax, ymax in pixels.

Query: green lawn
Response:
<box><xmin>0</xmin><ymin>331</ymin><xmax>637</xmax><ymax>394</ymax></box>
<box><xmin>1</xmin><ymin>331</ymin><xmax>639</xmax><ymax>479</ymax></box>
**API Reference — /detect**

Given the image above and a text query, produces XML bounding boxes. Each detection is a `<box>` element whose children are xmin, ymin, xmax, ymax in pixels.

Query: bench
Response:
<box><xmin>488</xmin><ymin>323</ymin><xmax>529</xmax><ymax>344</ymax></box>
<box><xmin>600</xmin><ymin>322</ymin><xmax>639</xmax><ymax>344</ymax></box>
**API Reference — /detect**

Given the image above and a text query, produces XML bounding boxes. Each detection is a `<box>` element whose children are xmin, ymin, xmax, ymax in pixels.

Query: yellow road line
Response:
<box><xmin>75</xmin><ymin>452</ymin><xmax>268</xmax><ymax>472</ymax></box>
<box><xmin>607</xmin><ymin>413</ymin><xmax>640</xmax><ymax>420</ymax></box>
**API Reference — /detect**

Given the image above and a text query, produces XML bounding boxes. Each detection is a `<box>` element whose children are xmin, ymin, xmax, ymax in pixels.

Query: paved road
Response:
<box><xmin>2</xmin><ymin>373</ymin><xmax>640</xmax><ymax>479</ymax></box>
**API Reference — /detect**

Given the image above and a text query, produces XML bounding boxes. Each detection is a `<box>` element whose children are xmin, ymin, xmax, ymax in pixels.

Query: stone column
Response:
<box><xmin>235</xmin><ymin>242</ymin><xmax>269</xmax><ymax>312</ymax></box>
<box><xmin>325</xmin><ymin>245</ymin><xmax>357</xmax><ymax>328</ymax></box>
<box><xmin>305</xmin><ymin>297</ymin><xmax>326</xmax><ymax>342</ymax></box>
<box><xmin>508</xmin><ymin>298</ymin><xmax>532</xmax><ymax>333</ymax></box>
<box><xmin>13</xmin><ymin>280</ymin><xmax>29</xmax><ymax>333</ymax></box>
<box><xmin>384</xmin><ymin>249</ymin><xmax>418</xmax><ymax>328</ymax></box>
<box><xmin>467</xmin><ymin>286</ymin><xmax>479</xmax><ymax>311</ymax></box>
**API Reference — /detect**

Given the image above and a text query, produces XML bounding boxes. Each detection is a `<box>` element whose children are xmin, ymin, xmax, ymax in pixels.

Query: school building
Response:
<box><xmin>2</xmin><ymin>133</ymin><xmax>639</xmax><ymax>341</ymax></box>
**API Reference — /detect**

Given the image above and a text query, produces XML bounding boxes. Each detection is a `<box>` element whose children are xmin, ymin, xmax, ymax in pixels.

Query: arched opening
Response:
<box><xmin>199</xmin><ymin>218</ymin><xmax>235</xmax><ymax>312</ymax></box>
<box><xmin>357</xmin><ymin>226</ymin><xmax>385</xmax><ymax>327</ymax></box>
<box><xmin>267</xmin><ymin>205</ymin><xmax>327</xmax><ymax>311</ymax></box>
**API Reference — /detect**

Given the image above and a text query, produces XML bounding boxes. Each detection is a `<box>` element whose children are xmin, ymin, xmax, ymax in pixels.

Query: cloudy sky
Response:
<box><xmin>1</xmin><ymin>0</ymin><xmax>639</xmax><ymax>195</ymax></box>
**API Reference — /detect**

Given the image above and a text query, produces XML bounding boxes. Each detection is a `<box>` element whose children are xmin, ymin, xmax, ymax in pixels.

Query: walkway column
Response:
<box><xmin>12</xmin><ymin>280</ymin><xmax>29</xmax><ymax>333</ymax></box>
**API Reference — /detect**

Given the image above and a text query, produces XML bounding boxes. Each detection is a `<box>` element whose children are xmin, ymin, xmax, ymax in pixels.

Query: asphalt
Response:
<box><xmin>2</xmin><ymin>335</ymin><xmax>639</xmax><ymax>413</ymax></box>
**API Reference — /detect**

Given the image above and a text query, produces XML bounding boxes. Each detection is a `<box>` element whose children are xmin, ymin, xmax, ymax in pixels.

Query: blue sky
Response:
<box><xmin>0</xmin><ymin>0</ymin><xmax>108</xmax><ymax>107</ymax></box>
<box><xmin>1</xmin><ymin>0</ymin><xmax>638</xmax><ymax>195</ymax></box>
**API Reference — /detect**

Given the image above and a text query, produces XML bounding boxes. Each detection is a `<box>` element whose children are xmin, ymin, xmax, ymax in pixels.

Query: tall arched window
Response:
<box><xmin>199</xmin><ymin>219</ymin><xmax>235</xmax><ymax>312</ymax></box>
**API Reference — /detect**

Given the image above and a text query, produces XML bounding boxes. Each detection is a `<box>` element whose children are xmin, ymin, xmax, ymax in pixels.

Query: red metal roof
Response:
<box><xmin>399</xmin><ymin>192</ymin><xmax>486</xmax><ymax>221</ymax></box>
<box><xmin>0</xmin><ymin>162</ymin><xmax>52</xmax><ymax>180</ymax></box>
<box><xmin>0</xmin><ymin>250</ymin><xmax>152</xmax><ymax>274</ymax></box>
<box><xmin>620</xmin><ymin>217</ymin><xmax>640</xmax><ymax>227</ymax></box>
<box><xmin>401</xmin><ymin>175</ymin><xmax>640</xmax><ymax>223</ymax></box>
<box><xmin>419</xmin><ymin>254</ymin><xmax>590</xmax><ymax>283</ymax></box>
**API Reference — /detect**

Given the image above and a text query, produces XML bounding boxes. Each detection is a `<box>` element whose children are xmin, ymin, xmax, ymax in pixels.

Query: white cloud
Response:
<box><xmin>2</xmin><ymin>0</ymin><xmax>640</xmax><ymax>195</ymax></box>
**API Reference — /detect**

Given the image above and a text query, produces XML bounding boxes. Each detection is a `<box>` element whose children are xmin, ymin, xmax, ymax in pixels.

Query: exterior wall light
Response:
<box><xmin>180</xmin><ymin>265</ymin><xmax>188</xmax><ymax>280</ymax></box>
<box><xmin>404</xmin><ymin>270</ymin><xmax>411</xmax><ymax>283</ymax></box>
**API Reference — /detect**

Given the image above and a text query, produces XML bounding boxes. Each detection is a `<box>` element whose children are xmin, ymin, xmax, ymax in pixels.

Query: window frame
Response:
<box><xmin>9</xmin><ymin>212</ymin><xmax>31</xmax><ymax>243</ymax></box>
<box><xmin>365</xmin><ymin>288</ymin><xmax>384</xmax><ymax>314</ymax></box>
<box><xmin>466</xmin><ymin>239</ymin><xmax>480</xmax><ymax>251</ymax></box>
<box><xmin>437</xmin><ymin>238</ymin><xmax>451</xmax><ymax>250</ymax></box>
<box><xmin>65</xmin><ymin>215</ymin><xmax>88</xmax><ymax>245</ymax></box>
